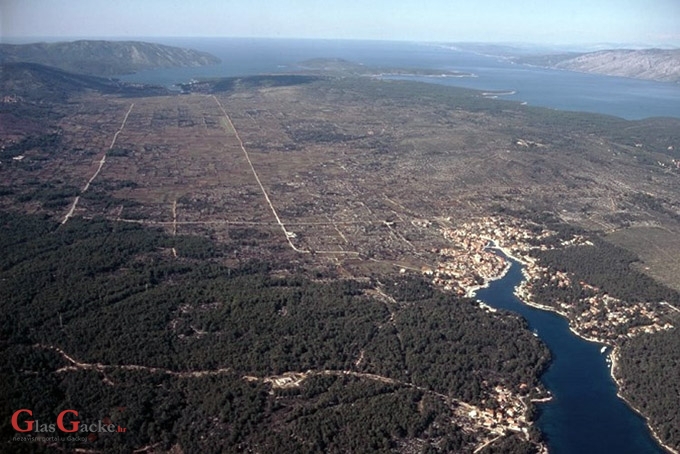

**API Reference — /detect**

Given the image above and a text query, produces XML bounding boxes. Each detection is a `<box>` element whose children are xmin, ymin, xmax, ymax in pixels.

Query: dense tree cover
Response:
<box><xmin>0</xmin><ymin>62</ymin><xmax>169</xmax><ymax>105</ymax></box>
<box><xmin>1</xmin><ymin>211</ymin><xmax>547</xmax><ymax>453</ymax></box>
<box><xmin>15</xmin><ymin>182</ymin><xmax>80</xmax><ymax>209</ymax></box>
<box><xmin>533</xmin><ymin>237</ymin><xmax>680</xmax><ymax>306</ymax></box>
<box><xmin>384</xmin><ymin>275</ymin><xmax>435</xmax><ymax>302</ymax></box>
<box><xmin>272</xmin><ymin>376</ymin><xmax>472</xmax><ymax>453</ymax></box>
<box><xmin>618</xmin><ymin>330</ymin><xmax>680</xmax><ymax>451</ymax></box>
<box><xmin>479</xmin><ymin>433</ymin><xmax>538</xmax><ymax>454</ymax></box>
<box><xmin>79</xmin><ymin>187</ymin><xmax>142</xmax><ymax>213</ymax></box>
<box><xmin>370</xmin><ymin>283</ymin><xmax>549</xmax><ymax>403</ymax></box>
<box><xmin>0</xmin><ymin>359</ymin><xmax>476</xmax><ymax>454</ymax></box>
<box><xmin>628</xmin><ymin>192</ymin><xmax>680</xmax><ymax>222</ymax></box>
<box><xmin>0</xmin><ymin>133</ymin><xmax>63</xmax><ymax>159</ymax></box>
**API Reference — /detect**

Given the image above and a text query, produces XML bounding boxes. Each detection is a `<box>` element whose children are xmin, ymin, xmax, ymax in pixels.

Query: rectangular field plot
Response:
<box><xmin>76</xmin><ymin>95</ymin><xmax>277</xmax><ymax>226</ymax></box>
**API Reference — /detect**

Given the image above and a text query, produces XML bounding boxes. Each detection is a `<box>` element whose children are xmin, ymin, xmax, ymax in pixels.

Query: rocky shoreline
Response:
<box><xmin>609</xmin><ymin>347</ymin><xmax>680</xmax><ymax>454</ymax></box>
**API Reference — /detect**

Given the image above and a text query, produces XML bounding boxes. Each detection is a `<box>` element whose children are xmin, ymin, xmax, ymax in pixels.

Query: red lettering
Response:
<box><xmin>56</xmin><ymin>410</ymin><xmax>79</xmax><ymax>433</ymax></box>
<box><xmin>11</xmin><ymin>409</ymin><xmax>34</xmax><ymax>433</ymax></box>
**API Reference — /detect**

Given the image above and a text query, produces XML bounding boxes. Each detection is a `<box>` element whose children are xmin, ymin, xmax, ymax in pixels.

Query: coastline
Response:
<box><xmin>609</xmin><ymin>348</ymin><xmax>680</xmax><ymax>454</ymax></box>
<box><xmin>465</xmin><ymin>239</ymin><xmax>529</xmax><ymax>299</ymax></box>
<box><xmin>465</xmin><ymin>259</ymin><xmax>511</xmax><ymax>298</ymax></box>
<box><xmin>486</xmin><ymin>242</ymin><xmax>677</xmax><ymax>454</ymax></box>
<box><xmin>483</xmin><ymin>239</ymin><xmax>532</xmax><ymax>265</ymax></box>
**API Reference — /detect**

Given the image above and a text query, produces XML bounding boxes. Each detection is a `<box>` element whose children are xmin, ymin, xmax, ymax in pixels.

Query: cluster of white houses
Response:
<box><xmin>427</xmin><ymin>215</ymin><xmax>675</xmax><ymax>344</ymax></box>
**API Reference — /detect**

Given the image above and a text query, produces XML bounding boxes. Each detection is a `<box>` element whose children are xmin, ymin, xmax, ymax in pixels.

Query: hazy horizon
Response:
<box><xmin>2</xmin><ymin>0</ymin><xmax>679</xmax><ymax>48</ymax></box>
<box><xmin>2</xmin><ymin>36</ymin><xmax>678</xmax><ymax>53</ymax></box>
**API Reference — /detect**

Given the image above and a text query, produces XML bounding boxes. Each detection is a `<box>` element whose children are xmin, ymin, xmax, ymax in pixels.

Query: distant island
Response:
<box><xmin>298</xmin><ymin>57</ymin><xmax>475</xmax><ymax>78</ymax></box>
<box><xmin>0</xmin><ymin>40</ymin><xmax>220</xmax><ymax>76</ymax></box>
<box><xmin>443</xmin><ymin>43</ymin><xmax>680</xmax><ymax>84</ymax></box>
<box><xmin>512</xmin><ymin>48</ymin><xmax>680</xmax><ymax>83</ymax></box>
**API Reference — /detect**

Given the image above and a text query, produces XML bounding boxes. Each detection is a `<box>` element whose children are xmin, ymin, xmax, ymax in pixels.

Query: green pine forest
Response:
<box><xmin>1</xmin><ymin>211</ymin><xmax>549</xmax><ymax>453</ymax></box>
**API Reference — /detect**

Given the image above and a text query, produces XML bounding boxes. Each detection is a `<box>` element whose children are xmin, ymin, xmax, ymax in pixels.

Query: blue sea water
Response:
<box><xmin>475</xmin><ymin>255</ymin><xmax>665</xmax><ymax>454</ymax></box>
<box><xmin>119</xmin><ymin>38</ymin><xmax>680</xmax><ymax>120</ymax></box>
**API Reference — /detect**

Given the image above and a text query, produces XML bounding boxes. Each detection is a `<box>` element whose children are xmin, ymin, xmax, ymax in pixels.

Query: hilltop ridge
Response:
<box><xmin>0</xmin><ymin>40</ymin><xmax>220</xmax><ymax>76</ymax></box>
<box><xmin>0</xmin><ymin>62</ymin><xmax>169</xmax><ymax>103</ymax></box>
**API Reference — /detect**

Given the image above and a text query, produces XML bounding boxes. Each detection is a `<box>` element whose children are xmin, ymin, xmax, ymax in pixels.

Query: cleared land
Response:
<box><xmin>4</xmin><ymin>77</ymin><xmax>680</xmax><ymax>274</ymax></box>
<box><xmin>608</xmin><ymin>226</ymin><xmax>680</xmax><ymax>291</ymax></box>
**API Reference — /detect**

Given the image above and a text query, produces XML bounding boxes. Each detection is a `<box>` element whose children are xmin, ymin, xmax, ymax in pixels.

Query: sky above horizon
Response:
<box><xmin>2</xmin><ymin>0</ymin><xmax>679</xmax><ymax>47</ymax></box>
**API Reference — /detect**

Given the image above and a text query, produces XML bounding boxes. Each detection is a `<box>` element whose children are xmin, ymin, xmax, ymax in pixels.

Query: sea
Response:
<box><xmin>118</xmin><ymin>38</ymin><xmax>675</xmax><ymax>452</ymax></box>
<box><xmin>119</xmin><ymin>38</ymin><xmax>680</xmax><ymax>121</ymax></box>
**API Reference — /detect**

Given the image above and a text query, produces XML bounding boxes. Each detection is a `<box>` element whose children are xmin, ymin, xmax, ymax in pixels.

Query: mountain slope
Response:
<box><xmin>555</xmin><ymin>49</ymin><xmax>680</xmax><ymax>83</ymax></box>
<box><xmin>0</xmin><ymin>62</ymin><xmax>168</xmax><ymax>102</ymax></box>
<box><xmin>0</xmin><ymin>40</ymin><xmax>220</xmax><ymax>76</ymax></box>
<box><xmin>515</xmin><ymin>49</ymin><xmax>680</xmax><ymax>83</ymax></box>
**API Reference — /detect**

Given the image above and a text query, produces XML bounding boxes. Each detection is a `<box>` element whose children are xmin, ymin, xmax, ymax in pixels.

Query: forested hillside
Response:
<box><xmin>0</xmin><ymin>211</ymin><xmax>548</xmax><ymax>453</ymax></box>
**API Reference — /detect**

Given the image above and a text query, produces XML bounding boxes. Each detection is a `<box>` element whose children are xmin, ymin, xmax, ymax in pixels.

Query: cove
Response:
<box><xmin>474</xmin><ymin>253</ymin><xmax>665</xmax><ymax>453</ymax></box>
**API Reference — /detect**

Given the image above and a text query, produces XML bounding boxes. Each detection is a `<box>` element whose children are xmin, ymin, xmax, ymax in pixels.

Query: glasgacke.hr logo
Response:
<box><xmin>11</xmin><ymin>409</ymin><xmax>127</xmax><ymax>439</ymax></box>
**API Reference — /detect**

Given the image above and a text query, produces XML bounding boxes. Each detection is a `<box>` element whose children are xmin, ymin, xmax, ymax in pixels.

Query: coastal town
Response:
<box><xmin>448</xmin><ymin>383</ymin><xmax>551</xmax><ymax>454</ymax></box>
<box><xmin>515</xmin><ymin>273</ymin><xmax>676</xmax><ymax>344</ymax></box>
<box><xmin>412</xmin><ymin>214</ymin><xmax>679</xmax><ymax>452</ymax></box>
<box><xmin>423</xmin><ymin>215</ymin><xmax>677</xmax><ymax>346</ymax></box>
<box><xmin>428</xmin><ymin>216</ymin><xmax>553</xmax><ymax>298</ymax></box>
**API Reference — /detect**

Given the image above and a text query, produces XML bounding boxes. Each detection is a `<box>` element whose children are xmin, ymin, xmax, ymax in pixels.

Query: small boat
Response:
<box><xmin>600</xmin><ymin>346</ymin><xmax>607</xmax><ymax>354</ymax></box>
